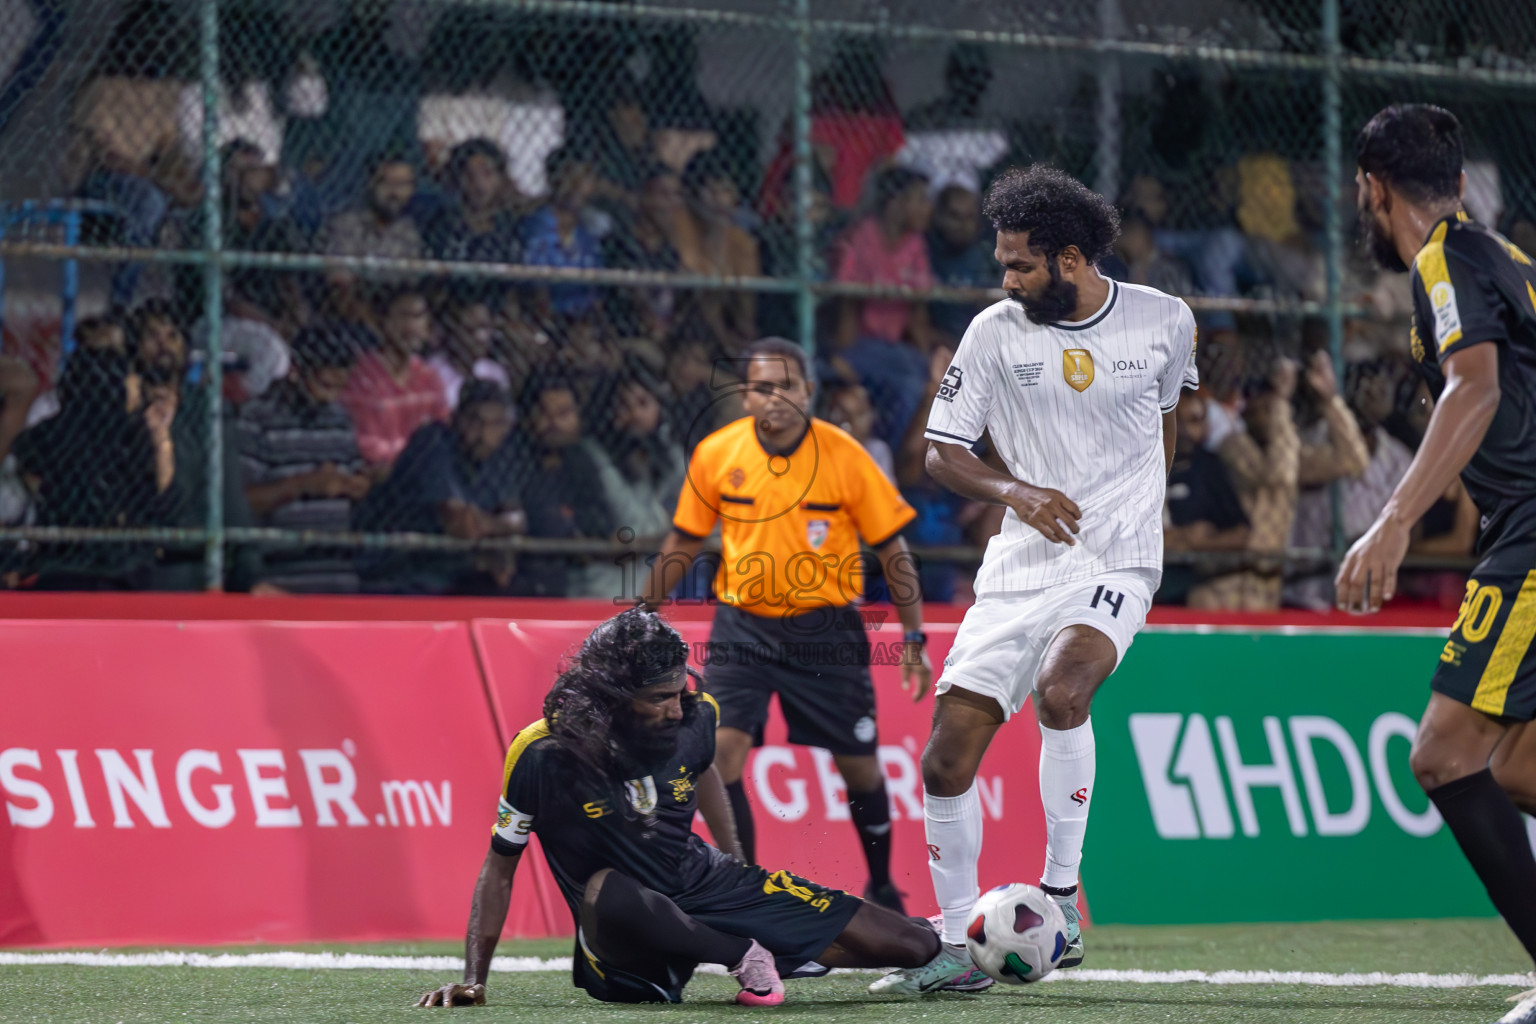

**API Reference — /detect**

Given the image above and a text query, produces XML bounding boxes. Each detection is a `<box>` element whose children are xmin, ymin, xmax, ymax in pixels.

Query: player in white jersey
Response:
<box><xmin>871</xmin><ymin>165</ymin><xmax>1197</xmax><ymax>995</ymax></box>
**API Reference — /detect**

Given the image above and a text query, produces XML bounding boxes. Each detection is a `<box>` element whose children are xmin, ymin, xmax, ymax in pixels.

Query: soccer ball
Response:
<box><xmin>964</xmin><ymin>883</ymin><xmax>1068</xmax><ymax>984</ymax></box>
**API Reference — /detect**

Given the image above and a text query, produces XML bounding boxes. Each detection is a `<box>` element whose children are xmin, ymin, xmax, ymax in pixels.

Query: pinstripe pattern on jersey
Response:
<box><xmin>924</xmin><ymin>279</ymin><xmax>1199</xmax><ymax>594</ymax></box>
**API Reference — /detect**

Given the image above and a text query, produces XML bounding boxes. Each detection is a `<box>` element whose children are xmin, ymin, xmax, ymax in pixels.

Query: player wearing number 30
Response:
<box><xmin>870</xmin><ymin>166</ymin><xmax>1197</xmax><ymax>995</ymax></box>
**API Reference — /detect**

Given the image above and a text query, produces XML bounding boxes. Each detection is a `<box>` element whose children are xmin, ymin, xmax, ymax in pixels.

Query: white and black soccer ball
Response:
<box><xmin>964</xmin><ymin>883</ymin><xmax>1068</xmax><ymax>984</ymax></box>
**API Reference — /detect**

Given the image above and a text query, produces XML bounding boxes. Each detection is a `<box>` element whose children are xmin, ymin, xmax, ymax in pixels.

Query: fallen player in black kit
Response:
<box><xmin>416</xmin><ymin>608</ymin><xmax>941</xmax><ymax>1007</ymax></box>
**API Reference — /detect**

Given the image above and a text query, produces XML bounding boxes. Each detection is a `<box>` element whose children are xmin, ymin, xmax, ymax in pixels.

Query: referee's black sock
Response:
<box><xmin>725</xmin><ymin>779</ymin><xmax>757</xmax><ymax>866</ymax></box>
<box><xmin>1427</xmin><ymin>769</ymin><xmax>1536</xmax><ymax>961</ymax></box>
<box><xmin>847</xmin><ymin>782</ymin><xmax>893</xmax><ymax>889</ymax></box>
<box><xmin>589</xmin><ymin>869</ymin><xmax>753</xmax><ymax>968</ymax></box>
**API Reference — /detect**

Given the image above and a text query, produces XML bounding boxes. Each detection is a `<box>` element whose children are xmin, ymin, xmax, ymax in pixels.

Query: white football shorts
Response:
<box><xmin>935</xmin><ymin>569</ymin><xmax>1157</xmax><ymax>719</ymax></box>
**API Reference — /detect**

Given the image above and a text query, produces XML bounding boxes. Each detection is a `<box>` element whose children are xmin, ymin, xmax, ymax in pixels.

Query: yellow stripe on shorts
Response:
<box><xmin>1474</xmin><ymin>570</ymin><xmax>1536</xmax><ymax>716</ymax></box>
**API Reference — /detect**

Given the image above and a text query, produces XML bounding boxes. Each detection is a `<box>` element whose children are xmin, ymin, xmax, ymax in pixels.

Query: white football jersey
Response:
<box><xmin>925</xmin><ymin>278</ymin><xmax>1198</xmax><ymax>595</ymax></box>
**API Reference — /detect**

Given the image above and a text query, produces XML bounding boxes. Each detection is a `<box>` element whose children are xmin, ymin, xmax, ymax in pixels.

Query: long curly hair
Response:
<box><xmin>543</xmin><ymin>608</ymin><xmax>693</xmax><ymax>791</ymax></box>
<box><xmin>982</xmin><ymin>165</ymin><xmax>1120</xmax><ymax>264</ymax></box>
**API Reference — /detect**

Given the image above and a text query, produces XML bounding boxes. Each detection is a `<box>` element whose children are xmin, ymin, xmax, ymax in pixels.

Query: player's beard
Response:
<box><xmin>1359</xmin><ymin>194</ymin><xmax>1408</xmax><ymax>273</ymax></box>
<box><xmin>614</xmin><ymin>715</ymin><xmax>682</xmax><ymax>770</ymax></box>
<box><xmin>1010</xmin><ymin>264</ymin><xmax>1080</xmax><ymax>325</ymax></box>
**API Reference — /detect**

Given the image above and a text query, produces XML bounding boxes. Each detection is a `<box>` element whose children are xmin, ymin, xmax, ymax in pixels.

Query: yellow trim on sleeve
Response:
<box><xmin>698</xmin><ymin>691</ymin><xmax>721</xmax><ymax>724</ymax></box>
<box><xmin>501</xmin><ymin>719</ymin><xmax>551</xmax><ymax>793</ymax></box>
<box><xmin>1527</xmin><ymin>280</ymin><xmax>1536</xmax><ymax>315</ymax></box>
<box><xmin>1415</xmin><ymin>223</ymin><xmax>1464</xmax><ymax>353</ymax></box>
<box><xmin>1473</xmin><ymin>571</ymin><xmax>1536</xmax><ymax>717</ymax></box>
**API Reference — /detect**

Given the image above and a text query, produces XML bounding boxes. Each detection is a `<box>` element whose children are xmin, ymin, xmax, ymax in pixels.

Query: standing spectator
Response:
<box><xmin>520</xmin><ymin>147</ymin><xmax>604</xmax><ymax>319</ymax></box>
<box><xmin>515</xmin><ymin>371</ymin><xmax>621</xmax><ymax>596</ymax></box>
<box><xmin>673</xmin><ymin>151</ymin><xmax>760</xmax><ymax>353</ymax></box>
<box><xmin>1213</xmin><ymin>359</ymin><xmax>1302</xmax><ymax>610</ymax></box>
<box><xmin>340</xmin><ymin>286</ymin><xmax>450</xmax><ymax>472</ymax></box>
<box><xmin>925</xmin><ymin>183</ymin><xmax>993</xmax><ymax>341</ymax></box>
<box><xmin>589</xmin><ymin>75</ymin><xmax>656</xmax><ymax>219</ymax></box>
<box><xmin>835</xmin><ymin>166</ymin><xmax>936</xmax><ymax>447</ymax></box>
<box><xmin>238</xmin><ymin>325</ymin><xmax>370</xmax><ymax>593</ymax></box>
<box><xmin>428</xmin><ymin>289</ymin><xmax>511</xmax><ymax>410</ymax></box>
<box><xmin>602</xmin><ymin>164</ymin><xmax>684</xmax><ymax>341</ymax></box>
<box><xmin>317</xmin><ymin>152</ymin><xmax>424</xmax><ymax>323</ymax></box>
<box><xmin>423</xmin><ymin>138</ymin><xmax>525</xmax><ymax>264</ymax></box>
<box><xmin>355</xmin><ymin>381</ymin><xmax>526</xmax><ymax>595</ymax></box>
<box><xmin>1162</xmin><ymin>392</ymin><xmax>1252</xmax><ymax>608</ymax></box>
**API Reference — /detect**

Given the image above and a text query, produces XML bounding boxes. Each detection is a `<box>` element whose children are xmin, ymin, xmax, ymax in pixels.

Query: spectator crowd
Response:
<box><xmin>0</xmin><ymin>25</ymin><xmax>1516</xmax><ymax>607</ymax></box>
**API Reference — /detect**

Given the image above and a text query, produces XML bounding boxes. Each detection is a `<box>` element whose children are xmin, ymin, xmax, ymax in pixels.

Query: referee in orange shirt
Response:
<box><xmin>639</xmin><ymin>337</ymin><xmax>932</xmax><ymax>913</ymax></box>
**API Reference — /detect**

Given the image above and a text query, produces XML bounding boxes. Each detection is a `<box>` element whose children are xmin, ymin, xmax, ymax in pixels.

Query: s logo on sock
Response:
<box><xmin>927</xmin><ymin>844</ymin><xmax>941</xmax><ymax>862</ymax></box>
<box><xmin>1070</xmin><ymin>788</ymin><xmax>1089</xmax><ymax>806</ymax></box>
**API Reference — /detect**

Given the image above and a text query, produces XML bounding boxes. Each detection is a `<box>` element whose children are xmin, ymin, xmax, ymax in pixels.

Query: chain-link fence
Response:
<box><xmin>0</xmin><ymin>0</ymin><xmax>1531</xmax><ymax>607</ymax></box>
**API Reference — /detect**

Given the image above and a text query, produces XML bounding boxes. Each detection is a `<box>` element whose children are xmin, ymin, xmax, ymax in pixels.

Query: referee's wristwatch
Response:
<box><xmin>902</xmin><ymin>630</ymin><xmax>928</xmax><ymax>647</ymax></box>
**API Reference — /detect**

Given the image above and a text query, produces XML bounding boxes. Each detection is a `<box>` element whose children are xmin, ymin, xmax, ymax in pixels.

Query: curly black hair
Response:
<box><xmin>542</xmin><ymin>608</ymin><xmax>694</xmax><ymax>794</ymax></box>
<box><xmin>982</xmin><ymin>165</ymin><xmax>1120</xmax><ymax>264</ymax></box>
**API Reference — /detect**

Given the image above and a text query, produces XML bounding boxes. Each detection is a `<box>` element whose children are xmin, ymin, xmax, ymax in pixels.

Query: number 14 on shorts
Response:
<box><xmin>1090</xmin><ymin>585</ymin><xmax>1125</xmax><ymax>618</ymax></box>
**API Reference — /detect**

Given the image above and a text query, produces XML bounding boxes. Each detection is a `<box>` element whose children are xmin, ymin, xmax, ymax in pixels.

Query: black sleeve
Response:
<box><xmin>1201</xmin><ymin>457</ymin><xmax>1251</xmax><ymax>532</ymax></box>
<box><xmin>1420</xmin><ymin>231</ymin><xmax>1510</xmax><ymax>361</ymax></box>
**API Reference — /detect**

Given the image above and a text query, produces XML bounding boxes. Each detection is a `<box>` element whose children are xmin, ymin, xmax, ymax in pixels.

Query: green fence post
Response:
<box><xmin>1323</xmin><ymin>0</ymin><xmax>1346</xmax><ymax>566</ymax></box>
<box><xmin>791</xmin><ymin>0</ymin><xmax>815</xmax><ymax>363</ymax></box>
<box><xmin>199</xmin><ymin>0</ymin><xmax>224</xmax><ymax>590</ymax></box>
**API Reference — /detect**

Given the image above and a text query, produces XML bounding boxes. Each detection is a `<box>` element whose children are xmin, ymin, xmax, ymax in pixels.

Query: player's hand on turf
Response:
<box><xmin>1334</xmin><ymin>514</ymin><xmax>1410</xmax><ymax>614</ymax></box>
<box><xmin>1008</xmin><ymin>484</ymin><xmax>1081</xmax><ymax>545</ymax></box>
<box><xmin>414</xmin><ymin>982</ymin><xmax>485</xmax><ymax>1008</ymax></box>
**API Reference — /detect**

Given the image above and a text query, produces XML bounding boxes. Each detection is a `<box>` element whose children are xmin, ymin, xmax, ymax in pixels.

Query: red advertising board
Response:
<box><xmin>472</xmin><ymin>612</ymin><xmax>1049</xmax><ymax>919</ymax></box>
<box><xmin>0</xmin><ymin>619</ymin><xmax>544</xmax><ymax>946</ymax></box>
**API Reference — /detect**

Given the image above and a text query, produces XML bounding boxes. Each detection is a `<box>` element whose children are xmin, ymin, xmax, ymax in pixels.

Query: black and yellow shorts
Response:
<box><xmin>1432</xmin><ymin>532</ymin><xmax>1536</xmax><ymax>721</ymax></box>
<box><xmin>573</xmin><ymin>846</ymin><xmax>861</xmax><ymax>1003</ymax></box>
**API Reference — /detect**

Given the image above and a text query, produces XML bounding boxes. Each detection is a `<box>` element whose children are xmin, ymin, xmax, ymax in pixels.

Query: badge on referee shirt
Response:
<box><xmin>1063</xmin><ymin>349</ymin><xmax>1095</xmax><ymax>392</ymax></box>
<box><xmin>807</xmin><ymin>519</ymin><xmax>829</xmax><ymax>549</ymax></box>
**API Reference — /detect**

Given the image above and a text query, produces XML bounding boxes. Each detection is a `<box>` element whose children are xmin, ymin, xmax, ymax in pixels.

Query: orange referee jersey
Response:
<box><xmin>673</xmin><ymin>416</ymin><xmax>916</xmax><ymax>616</ymax></box>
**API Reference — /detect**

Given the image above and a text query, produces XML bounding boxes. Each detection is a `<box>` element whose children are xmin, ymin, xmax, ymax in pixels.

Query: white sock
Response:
<box><xmin>924</xmin><ymin>785</ymin><xmax>983</xmax><ymax>946</ymax></box>
<box><xmin>1039</xmin><ymin>717</ymin><xmax>1096</xmax><ymax>892</ymax></box>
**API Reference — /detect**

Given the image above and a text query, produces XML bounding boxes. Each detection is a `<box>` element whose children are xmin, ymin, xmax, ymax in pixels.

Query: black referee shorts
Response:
<box><xmin>702</xmin><ymin>603</ymin><xmax>879</xmax><ymax>756</ymax></box>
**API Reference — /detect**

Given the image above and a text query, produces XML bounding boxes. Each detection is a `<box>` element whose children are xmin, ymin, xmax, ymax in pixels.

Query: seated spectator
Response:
<box><xmin>10</xmin><ymin>345</ymin><xmax>180</xmax><ymax>589</ymax></box>
<box><xmin>589</xmin><ymin>369</ymin><xmax>687</xmax><ymax>541</ymax></box>
<box><xmin>925</xmin><ymin>183</ymin><xmax>993</xmax><ymax>341</ymax></box>
<box><xmin>834</xmin><ymin>166</ymin><xmax>936</xmax><ymax>448</ymax></box>
<box><xmin>666</xmin><ymin>322</ymin><xmax>743</xmax><ymax>452</ymax></box>
<box><xmin>176</xmin><ymin>139</ymin><xmax>313</xmax><ymax>330</ymax></box>
<box><xmin>493</xmin><ymin>288</ymin><xmax>558</xmax><ymax>401</ymax></box>
<box><xmin>673</xmin><ymin>150</ymin><xmax>760</xmax><ymax>353</ymax></box>
<box><xmin>1104</xmin><ymin>213</ymin><xmax>1193</xmax><ymax>298</ymax></box>
<box><xmin>193</xmin><ymin>270</ymin><xmax>296</xmax><ymax>404</ymax></box>
<box><xmin>124</xmin><ymin>301</ymin><xmax>263</xmax><ymax>591</ymax></box>
<box><xmin>428</xmin><ymin>288</ymin><xmax>511</xmax><ymax>409</ymax></box>
<box><xmin>602</xmin><ymin>164</ymin><xmax>684</xmax><ymax>341</ymax></box>
<box><xmin>423</xmin><ymin>138</ymin><xmax>525</xmax><ymax>264</ymax></box>
<box><xmin>514</xmin><ymin>371</ymin><xmax>622</xmax><ymax>597</ymax></box>
<box><xmin>21</xmin><ymin>315</ymin><xmax>127</xmax><ymax>426</ymax></box>
<box><xmin>317</xmin><ymin>151</ymin><xmax>424</xmax><ymax>323</ymax></box>
<box><xmin>552</xmin><ymin>310</ymin><xmax>625</xmax><ymax>406</ymax></box>
<box><xmin>824</xmin><ymin>380</ymin><xmax>895</xmax><ymax>483</ymax></box>
<box><xmin>1211</xmin><ymin>359</ymin><xmax>1302</xmax><ymax>611</ymax></box>
<box><xmin>1284</xmin><ymin>356</ymin><xmax>1400</xmax><ymax>610</ymax></box>
<box><xmin>520</xmin><ymin>147</ymin><xmax>604</xmax><ymax>319</ymax></box>
<box><xmin>1236</xmin><ymin>155</ymin><xmax>1325</xmax><ymax>303</ymax></box>
<box><xmin>238</xmin><ymin>324</ymin><xmax>370</xmax><ymax>594</ymax></box>
<box><xmin>1162</xmin><ymin>392</ymin><xmax>1252</xmax><ymax>608</ymax></box>
<box><xmin>355</xmin><ymin>381</ymin><xmax>527</xmax><ymax>595</ymax></box>
<box><xmin>340</xmin><ymin>286</ymin><xmax>450</xmax><ymax>472</ymax></box>
<box><xmin>0</xmin><ymin>356</ymin><xmax>39</xmax><ymax>543</ymax></box>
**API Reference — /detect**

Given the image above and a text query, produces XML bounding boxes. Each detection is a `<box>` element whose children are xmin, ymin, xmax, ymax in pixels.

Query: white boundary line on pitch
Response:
<box><xmin>0</xmin><ymin>952</ymin><xmax>1530</xmax><ymax>989</ymax></box>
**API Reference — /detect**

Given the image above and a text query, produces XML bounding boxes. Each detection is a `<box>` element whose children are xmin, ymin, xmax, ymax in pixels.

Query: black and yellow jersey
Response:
<box><xmin>488</xmin><ymin>692</ymin><xmax>722</xmax><ymax>917</ymax></box>
<box><xmin>1410</xmin><ymin>211</ymin><xmax>1536</xmax><ymax>542</ymax></box>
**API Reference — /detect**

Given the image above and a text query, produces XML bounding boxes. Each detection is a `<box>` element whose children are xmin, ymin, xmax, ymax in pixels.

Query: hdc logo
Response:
<box><xmin>1127</xmin><ymin>712</ymin><xmax>1439</xmax><ymax>841</ymax></box>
